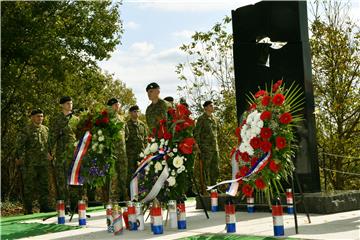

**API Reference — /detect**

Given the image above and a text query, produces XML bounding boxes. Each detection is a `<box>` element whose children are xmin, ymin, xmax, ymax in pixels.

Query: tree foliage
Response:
<box><xmin>1</xmin><ymin>1</ymin><xmax>136</xmax><ymax>201</ymax></box>
<box><xmin>309</xmin><ymin>0</ymin><xmax>360</xmax><ymax>190</ymax></box>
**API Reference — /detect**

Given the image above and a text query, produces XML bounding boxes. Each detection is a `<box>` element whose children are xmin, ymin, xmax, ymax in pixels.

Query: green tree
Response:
<box><xmin>309</xmin><ymin>0</ymin><xmax>360</xmax><ymax>190</ymax></box>
<box><xmin>176</xmin><ymin>16</ymin><xmax>236</xmax><ymax>187</ymax></box>
<box><xmin>0</xmin><ymin>1</ymin><xmax>137</xmax><ymax>201</ymax></box>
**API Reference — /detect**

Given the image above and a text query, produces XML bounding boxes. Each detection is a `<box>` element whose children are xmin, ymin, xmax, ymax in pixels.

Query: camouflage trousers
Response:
<box><xmin>22</xmin><ymin>164</ymin><xmax>49</xmax><ymax>212</ymax></box>
<box><xmin>200</xmin><ymin>149</ymin><xmax>220</xmax><ymax>186</ymax></box>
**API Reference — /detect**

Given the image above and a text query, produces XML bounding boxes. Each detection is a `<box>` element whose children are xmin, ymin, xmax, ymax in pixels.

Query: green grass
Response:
<box><xmin>178</xmin><ymin>234</ymin><xmax>298</xmax><ymax>240</ymax></box>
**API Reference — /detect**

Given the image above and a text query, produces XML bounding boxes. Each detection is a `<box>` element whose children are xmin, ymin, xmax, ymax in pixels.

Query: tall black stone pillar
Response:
<box><xmin>232</xmin><ymin>1</ymin><xmax>321</xmax><ymax>192</ymax></box>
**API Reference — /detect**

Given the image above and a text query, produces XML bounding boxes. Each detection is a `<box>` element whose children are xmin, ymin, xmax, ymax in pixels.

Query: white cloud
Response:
<box><xmin>172</xmin><ymin>30</ymin><xmax>194</xmax><ymax>39</ymax></box>
<box><xmin>133</xmin><ymin>0</ymin><xmax>260</xmax><ymax>12</ymax></box>
<box><xmin>129</xmin><ymin>42</ymin><xmax>155</xmax><ymax>57</ymax></box>
<box><xmin>125</xmin><ymin>21</ymin><xmax>140</xmax><ymax>30</ymax></box>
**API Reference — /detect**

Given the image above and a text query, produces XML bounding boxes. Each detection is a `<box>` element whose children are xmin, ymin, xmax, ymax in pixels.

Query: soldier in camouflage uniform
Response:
<box><xmin>194</xmin><ymin>100</ymin><xmax>220</xmax><ymax>186</ymax></box>
<box><xmin>145</xmin><ymin>82</ymin><xmax>170</xmax><ymax>134</ymax></box>
<box><xmin>125</xmin><ymin>105</ymin><xmax>148</xmax><ymax>194</ymax></box>
<box><xmin>16</xmin><ymin>109</ymin><xmax>51</xmax><ymax>214</ymax></box>
<box><xmin>107</xmin><ymin>98</ymin><xmax>128</xmax><ymax>202</ymax></box>
<box><xmin>48</xmin><ymin>96</ymin><xmax>79</xmax><ymax>209</ymax></box>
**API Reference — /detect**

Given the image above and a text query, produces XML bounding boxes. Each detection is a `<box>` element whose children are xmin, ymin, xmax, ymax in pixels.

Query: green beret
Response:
<box><xmin>146</xmin><ymin>82</ymin><xmax>160</xmax><ymax>92</ymax></box>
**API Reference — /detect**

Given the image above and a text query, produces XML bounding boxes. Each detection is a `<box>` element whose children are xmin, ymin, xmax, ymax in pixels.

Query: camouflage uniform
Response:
<box><xmin>48</xmin><ymin>112</ymin><xmax>79</xmax><ymax>206</ymax></box>
<box><xmin>16</xmin><ymin>123</ymin><xmax>50</xmax><ymax>212</ymax></box>
<box><xmin>145</xmin><ymin>99</ymin><xmax>169</xmax><ymax>133</ymax></box>
<box><xmin>111</xmin><ymin>112</ymin><xmax>128</xmax><ymax>202</ymax></box>
<box><xmin>125</xmin><ymin>119</ymin><xmax>148</xmax><ymax>190</ymax></box>
<box><xmin>194</xmin><ymin>113</ymin><xmax>220</xmax><ymax>186</ymax></box>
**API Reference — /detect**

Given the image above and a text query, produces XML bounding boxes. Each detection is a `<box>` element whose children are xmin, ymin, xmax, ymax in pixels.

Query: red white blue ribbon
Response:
<box><xmin>207</xmin><ymin>151</ymin><xmax>271</xmax><ymax>196</ymax></box>
<box><xmin>68</xmin><ymin>131</ymin><xmax>92</xmax><ymax>186</ymax></box>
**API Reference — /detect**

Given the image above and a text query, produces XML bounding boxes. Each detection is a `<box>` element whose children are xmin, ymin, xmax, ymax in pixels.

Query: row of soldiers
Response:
<box><xmin>15</xmin><ymin>82</ymin><xmax>220</xmax><ymax>214</ymax></box>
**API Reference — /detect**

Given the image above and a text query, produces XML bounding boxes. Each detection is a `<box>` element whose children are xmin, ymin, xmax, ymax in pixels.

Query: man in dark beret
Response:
<box><xmin>48</xmin><ymin>96</ymin><xmax>80</xmax><ymax>210</ymax></box>
<box><xmin>125</xmin><ymin>105</ymin><xmax>148</xmax><ymax>195</ymax></box>
<box><xmin>194</xmin><ymin>100</ymin><xmax>220</xmax><ymax>186</ymax></box>
<box><xmin>164</xmin><ymin>96</ymin><xmax>175</xmax><ymax>108</ymax></box>
<box><xmin>16</xmin><ymin>109</ymin><xmax>51</xmax><ymax>213</ymax></box>
<box><xmin>145</xmin><ymin>82</ymin><xmax>171</xmax><ymax>134</ymax></box>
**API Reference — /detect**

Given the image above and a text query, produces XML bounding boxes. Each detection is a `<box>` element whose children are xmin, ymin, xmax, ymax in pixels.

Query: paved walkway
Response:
<box><xmin>21</xmin><ymin>200</ymin><xmax>360</xmax><ymax>240</ymax></box>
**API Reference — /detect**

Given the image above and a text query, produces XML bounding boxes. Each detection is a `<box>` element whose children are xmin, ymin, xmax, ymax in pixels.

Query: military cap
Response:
<box><xmin>107</xmin><ymin>98</ymin><xmax>119</xmax><ymax>106</ymax></box>
<box><xmin>129</xmin><ymin>105</ymin><xmax>140</xmax><ymax>112</ymax></box>
<box><xmin>164</xmin><ymin>96</ymin><xmax>174</xmax><ymax>102</ymax></box>
<box><xmin>59</xmin><ymin>96</ymin><xmax>72</xmax><ymax>104</ymax></box>
<box><xmin>203</xmin><ymin>100</ymin><xmax>213</xmax><ymax>108</ymax></box>
<box><xmin>30</xmin><ymin>108</ymin><xmax>44</xmax><ymax>116</ymax></box>
<box><xmin>146</xmin><ymin>82</ymin><xmax>160</xmax><ymax>92</ymax></box>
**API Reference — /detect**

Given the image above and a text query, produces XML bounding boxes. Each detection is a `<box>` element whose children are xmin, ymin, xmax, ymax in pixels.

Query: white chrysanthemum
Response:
<box><xmin>97</xmin><ymin>130</ymin><xmax>103</xmax><ymax>136</ymax></box>
<box><xmin>165</xmin><ymin>140</ymin><xmax>169</xmax><ymax>146</ymax></box>
<box><xmin>73</xmin><ymin>141</ymin><xmax>79</xmax><ymax>147</ymax></box>
<box><xmin>171</xmin><ymin>170</ymin><xmax>176</xmax><ymax>176</ymax></box>
<box><xmin>162</xmin><ymin>160</ymin><xmax>166</xmax><ymax>165</ymax></box>
<box><xmin>173</xmin><ymin>148</ymin><xmax>178</xmax><ymax>153</ymax></box>
<box><xmin>167</xmin><ymin>176</ymin><xmax>176</xmax><ymax>186</ymax></box>
<box><xmin>145</xmin><ymin>165</ymin><xmax>150</xmax><ymax>171</ymax></box>
<box><xmin>98</xmin><ymin>135</ymin><xmax>105</xmax><ymax>142</ymax></box>
<box><xmin>139</xmin><ymin>152</ymin><xmax>145</xmax><ymax>158</ymax></box>
<box><xmin>168</xmin><ymin>152</ymin><xmax>174</xmax><ymax>157</ymax></box>
<box><xmin>151</xmin><ymin>138</ymin><xmax>155</xmax><ymax>143</ymax></box>
<box><xmin>150</xmin><ymin>143</ymin><xmax>158</xmax><ymax>153</ymax></box>
<box><xmin>92</xmin><ymin>134</ymin><xmax>97</xmax><ymax>141</ymax></box>
<box><xmin>91</xmin><ymin>143</ymin><xmax>98</xmax><ymax>151</ymax></box>
<box><xmin>160</xmin><ymin>139</ymin><xmax>165</xmax><ymax>144</ymax></box>
<box><xmin>173</xmin><ymin>156</ymin><xmax>183</xmax><ymax>168</ymax></box>
<box><xmin>154</xmin><ymin>162</ymin><xmax>163</xmax><ymax>173</ymax></box>
<box><xmin>144</xmin><ymin>145</ymin><xmax>151</xmax><ymax>155</ymax></box>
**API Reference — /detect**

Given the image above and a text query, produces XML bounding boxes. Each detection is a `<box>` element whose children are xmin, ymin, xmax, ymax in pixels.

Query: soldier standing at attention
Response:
<box><xmin>48</xmin><ymin>96</ymin><xmax>79</xmax><ymax>209</ymax></box>
<box><xmin>194</xmin><ymin>100</ymin><xmax>220</xmax><ymax>186</ymax></box>
<box><xmin>145</xmin><ymin>82</ymin><xmax>170</xmax><ymax>134</ymax></box>
<box><xmin>16</xmin><ymin>109</ymin><xmax>52</xmax><ymax>214</ymax></box>
<box><xmin>107</xmin><ymin>98</ymin><xmax>128</xmax><ymax>202</ymax></box>
<box><xmin>125</xmin><ymin>105</ymin><xmax>148</xmax><ymax>195</ymax></box>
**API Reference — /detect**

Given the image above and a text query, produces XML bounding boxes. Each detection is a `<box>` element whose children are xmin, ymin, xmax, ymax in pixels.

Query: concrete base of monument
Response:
<box><xmin>195</xmin><ymin>190</ymin><xmax>360</xmax><ymax>214</ymax></box>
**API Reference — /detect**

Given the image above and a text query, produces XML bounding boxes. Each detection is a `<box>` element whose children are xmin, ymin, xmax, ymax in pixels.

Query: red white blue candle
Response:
<box><xmin>112</xmin><ymin>204</ymin><xmax>123</xmax><ymax>235</ymax></box>
<box><xmin>151</xmin><ymin>199</ymin><xmax>163</xmax><ymax>234</ymax></box>
<box><xmin>225</xmin><ymin>198</ymin><xmax>236</xmax><ymax>233</ymax></box>
<box><xmin>57</xmin><ymin>200</ymin><xmax>65</xmax><ymax>224</ymax></box>
<box><xmin>272</xmin><ymin>197</ymin><xmax>284</xmax><ymax>236</ymax></box>
<box><xmin>127</xmin><ymin>201</ymin><xmax>137</xmax><ymax>231</ymax></box>
<box><xmin>135</xmin><ymin>202</ymin><xmax>145</xmax><ymax>231</ymax></box>
<box><xmin>210</xmin><ymin>189</ymin><xmax>218</xmax><ymax>212</ymax></box>
<box><xmin>177</xmin><ymin>199</ymin><xmax>186</xmax><ymax>230</ymax></box>
<box><xmin>286</xmin><ymin>188</ymin><xmax>294</xmax><ymax>214</ymax></box>
<box><xmin>78</xmin><ymin>200</ymin><xmax>86</xmax><ymax>227</ymax></box>
<box><xmin>247</xmin><ymin>196</ymin><xmax>255</xmax><ymax>213</ymax></box>
<box><xmin>106</xmin><ymin>204</ymin><xmax>114</xmax><ymax>233</ymax></box>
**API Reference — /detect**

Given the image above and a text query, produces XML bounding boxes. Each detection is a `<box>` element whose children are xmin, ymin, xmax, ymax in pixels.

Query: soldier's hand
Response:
<box><xmin>48</xmin><ymin>153</ymin><xmax>53</xmax><ymax>161</ymax></box>
<box><xmin>15</xmin><ymin>159</ymin><xmax>23</xmax><ymax>166</ymax></box>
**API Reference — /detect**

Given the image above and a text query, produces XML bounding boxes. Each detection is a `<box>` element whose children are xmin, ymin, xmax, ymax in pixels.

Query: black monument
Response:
<box><xmin>231</xmin><ymin>1</ymin><xmax>321</xmax><ymax>192</ymax></box>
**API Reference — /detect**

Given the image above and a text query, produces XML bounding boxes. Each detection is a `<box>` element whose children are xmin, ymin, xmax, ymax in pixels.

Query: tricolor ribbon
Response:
<box><xmin>207</xmin><ymin>151</ymin><xmax>271</xmax><ymax>196</ymax></box>
<box><xmin>130</xmin><ymin>147</ymin><xmax>169</xmax><ymax>202</ymax></box>
<box><xmin>68</xmin><ymin>131</ymin><xmax>92</xmax><ymax>186</ymax></box>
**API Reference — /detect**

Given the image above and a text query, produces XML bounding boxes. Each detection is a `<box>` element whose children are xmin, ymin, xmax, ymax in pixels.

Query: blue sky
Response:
<box><xmin>98</xmin><ymin>0</ymin><xmax>360</xmax><ymax>112</ymax></box>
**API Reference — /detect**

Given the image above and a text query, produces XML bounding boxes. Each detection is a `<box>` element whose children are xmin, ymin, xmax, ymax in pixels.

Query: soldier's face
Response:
<box><xmin>205</xmin><ymin>104</ymin><xmax>214</xmax><ymax>113</ymax></box>
<box><xmin>62</xmin><ymin>101</ymin><xmax>73</xmax><ymax>112</ymax></box>
<box><xmin>31</xmin><ymin>113</ymin><xmax>44</xmax><ymax>125</ymax></box>
<box><xmin>112</xmin><ymin>102</ymin><xmax>121</xmax><ymax>112</ymax></box>
<box><xmin>130</xmin><ymin>110</ymin><xmax>139</xmax><ymax>119</ymax></box>
<box><xmin>147</xmin><ymin>88</ymin><xmax>160</xmax><ymax>101</ymax></box>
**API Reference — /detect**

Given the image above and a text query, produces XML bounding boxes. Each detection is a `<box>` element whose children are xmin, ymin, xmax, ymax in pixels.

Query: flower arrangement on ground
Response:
<box><xmin>70</xmin><ymin>107</ymin><xmax>124</xmax><ymax>187</ymax></box>
<box><xmin>133</xmin><ymin>104</ymin><xmax>196</xmax><ymax>202</ymax></box>
<box><xmin>209</xmin><ymin>80</ymin><xmax>303</xmax><ymax>199</ymax></box>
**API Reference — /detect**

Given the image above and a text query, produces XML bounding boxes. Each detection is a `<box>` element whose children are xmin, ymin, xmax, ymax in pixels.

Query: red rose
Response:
<box><xmin>163</xmin><ymin>132</ymin><xmax>172</xmax><ymax>140</ymax></box>
<box><xmin>182</xmin><ymin>118</ymin><xmax>194</xmax><ymax>129</ymax></box>
<box><xmin>279</xmin><ymin>112</ymin><xmax>292</xmax><ymax>124</ymax></box>
<box><xmin>276</xmin><ymin>136</ymin><xmax>287</xmax><ymax>149</ymax></box>
<box><xmin>250</xmin><ymin>137</ymin><xmax>261</xmax><ymax>149</ymax></box>
<box><xmin>255</xmin><ymin>90</ymin><xmax>267</xmax><ymax>98</ymax></box>
<box><xmin>260</xmin><ymin>140</ymin><xmax>272</xmax><ymax>152</ymax></box>
<box><xmin>261</xmin><ymin>95</ymin><xmax>271</xmax><ymax>106</ymax></box>
<box><xmin>95</xmin><ymin>119</ymin><xmax>101</xmax><ymax>126</ymax></box>
<box><xmin>159</xmin><ymin>119</ymin><xmax>167</xmax><ymax>125</ymax></box>
<box><xmin>241</xmin><ymin>152</ymin><xmax>250</xmax><ymax>162</ymax></box>
<box><xmin>177</xmin><ymin>104</ymin><xmax>191</xmax><ymax>117</ymax></box>
<box><xmin>101</xmin><ymin>110</ymin><xmax>108</xmax><ymax>116</ymax></box>
<box><xmin>272</xmin><ymin>80</ymin><xmax>283</xmax><ymax>92</ymax></box>
<box><xmin>260</xmin><ymin>127</ymin><xmax>272</xmax><ymax>139</ymax></box>
<box><xmin>260</xmin><ymin>111</ymin><xmax>272</xmax><ymax>121</ymax></box>
<box><xmin>248</xmin><ymin>103</ymin><xmax>257</xmax><ymax>111</ymax></box>
<box><xmin>240</xmin><ymin>166</ymin><xmax>249</xmax><ymax>177</ymax></box>
<box><xmin>269</xmin><ymin>160</ymin><xmax>281</xmax><ymax>173</ymax></box>
<box><xmin>168</xmin><ymin>108</ymin><xmax>176</xmax><ymax>116</ymax></box>
<box><xmin>272</xmin><ymin>93</ymin><xmax>285</xmax><ymax>106</ymax></box>
<box><xmin>255</xmin><ymin>178</ymin><xmax>266</xmax><ymax>190</ymax></box>
<box><xmin>251</xmin><ymin>157</ymin><xmax>258</xmax><ymax>167</ymax></box>
<box><xmin>242</xmin><ymin>184</ymin><xmax>254</xmax><ymax>197</ymax></box>
<box><xmin>175</xmin><ymin>124</ymin><xmax>182</xmax><ymax>132</ymax></box>
<box><xmin>102</xmin><ymin>117</ymin><xmax>109</xmax><ymax>124</ymax></box>
<box><xmin>178</xmin><ymin>137</ymin><xmax>196</xmax><ymax>155</ymax></box>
